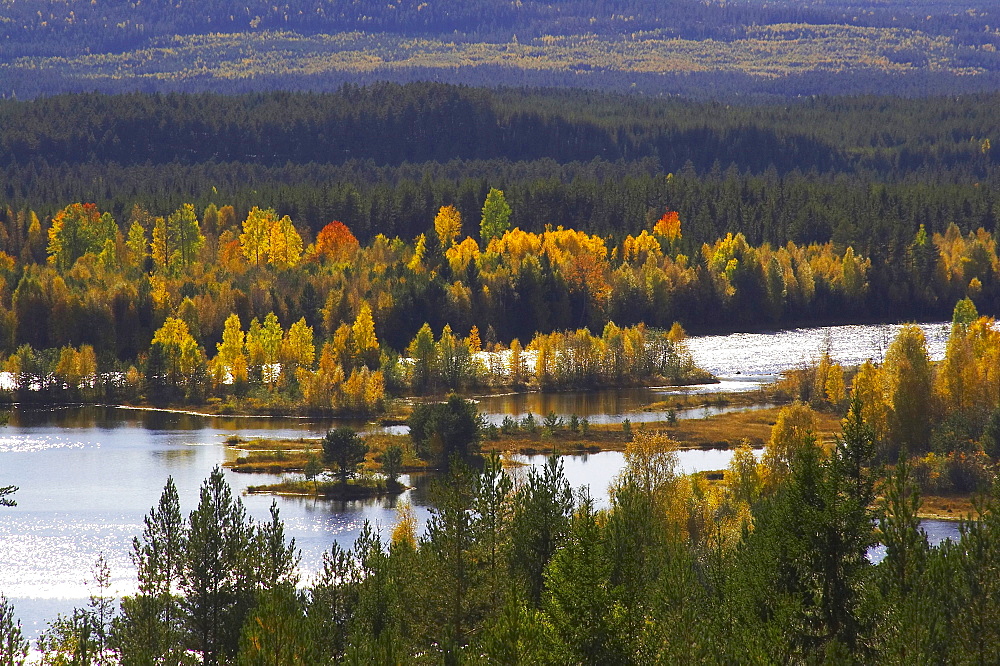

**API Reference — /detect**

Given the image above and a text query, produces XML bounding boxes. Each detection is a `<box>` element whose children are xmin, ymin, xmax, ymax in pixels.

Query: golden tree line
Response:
<box><xmin>0</xmin><ymin>196</ymin><xmax>999</xmax><ymax>407</ymax></box>
<box><xmin>775</xmin><ymin>298</ymin><xmax>1000</xmax><ymax>494</ymax></box>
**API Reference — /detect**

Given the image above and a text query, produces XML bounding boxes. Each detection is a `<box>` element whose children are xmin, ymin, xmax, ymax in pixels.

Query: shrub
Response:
<box><xmin>322</xmin><ymin>427</ymin><xmax>369</xmax><ymax>483</ymax></box>
<box><xmin>408</xmin><ymin>394</ymin><xmax>483</xmax><ymax>466</ymax></box>
<box><xmin>946</xmin><ymin>450</ymin><xmax>992</xmax><ymax>493</ymax></box>
<box><xmin>568</xmin><ymin>414</ymin><xmax>580</xmax><ymax>432</ymax></box>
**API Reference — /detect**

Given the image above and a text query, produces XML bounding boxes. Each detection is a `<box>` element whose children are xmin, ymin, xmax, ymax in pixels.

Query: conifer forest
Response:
<box><xmin>5</xmin><ymin>0</ymin><xmax>1000</xmax><ymax>661</ymax></box>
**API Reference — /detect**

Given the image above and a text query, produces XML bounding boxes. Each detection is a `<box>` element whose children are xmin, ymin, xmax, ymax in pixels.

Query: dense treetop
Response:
<box><xmin>2</xmin><ymin>85</ymin><xmax>1000</xmax><ymax>248</ymax></box>
<box><xmin>0</xmin><ymin>84</ymin><xmax>998</xmax><ymax>412</ymax></box>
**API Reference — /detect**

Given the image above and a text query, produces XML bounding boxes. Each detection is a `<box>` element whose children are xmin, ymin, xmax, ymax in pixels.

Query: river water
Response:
<box><xmin>0</xmin><ymin>320</ymin><xmax>957</xmax><ymax>639</ymax></box>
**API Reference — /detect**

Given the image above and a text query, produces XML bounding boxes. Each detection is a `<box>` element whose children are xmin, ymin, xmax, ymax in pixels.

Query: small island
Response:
<box><xmin>235</xmin><ymin>426</ymin><xmax>413</xmax><ymax>500</ymax></box>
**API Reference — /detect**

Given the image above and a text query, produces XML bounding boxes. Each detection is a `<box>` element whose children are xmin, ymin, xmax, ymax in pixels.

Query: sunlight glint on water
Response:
<box><xmin>0</xmin><ymin>321</ymin><xmax>956</xmax><ymax>638</ymax></box>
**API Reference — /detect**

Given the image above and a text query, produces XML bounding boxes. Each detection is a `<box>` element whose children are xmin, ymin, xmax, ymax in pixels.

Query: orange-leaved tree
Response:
<box><xmin>310</xmin><ymin>221</ymin><xmax>359</xmax><ymax>263</ymax></box>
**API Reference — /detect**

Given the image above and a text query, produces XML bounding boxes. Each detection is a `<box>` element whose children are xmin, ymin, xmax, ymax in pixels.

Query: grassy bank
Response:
<box><xmin>225</xmin><ymin>432</ymin><xmax>424</xmax><ymax>475</ymax></box>
<box><xmin>225</xmin><ymin>401</ymin><xmax>846</xmax><ymax>473</ymax></box>
<box><xmin>481</xmin><ymin>406</ymin><xmax>845</xmax><ymax>456</ymax></box>
<box><xmin>246</xmin><ymin>477</ymin><xmax>407</xmax><ymax>500</ymax></box>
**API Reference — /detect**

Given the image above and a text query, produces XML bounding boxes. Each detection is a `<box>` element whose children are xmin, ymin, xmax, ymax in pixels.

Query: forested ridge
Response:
<box><xmin>3</xmin><ymin>0</ymin><xmax>1000</xmax><ymax>97</ymax></box>
<box><xmin>3</xmin><ymin>85</ymin><xmax>1000</xmax><ymax>239</ymax></box>
<box><xmin>1</xmin><ymin>85</ymin><xmax>1000</xmax><ymax>412</ymax></box>
<box><xmin>7</xmin><ymin>0</ymin><xmax>993</xmax><ymax>52</ymax></box>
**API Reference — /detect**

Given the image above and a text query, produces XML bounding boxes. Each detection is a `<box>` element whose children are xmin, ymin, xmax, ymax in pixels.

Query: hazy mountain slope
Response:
<box><xmin>2</xmin><ymin>0</ymin><xmax>999</xmax><ymax>97</ymax></box>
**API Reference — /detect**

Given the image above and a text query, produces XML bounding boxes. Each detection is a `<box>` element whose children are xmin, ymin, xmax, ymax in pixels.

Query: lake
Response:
<box><xmin>0</xmin><ymin>319</ymin><xmax>956</xmax><ymax>638</ymax></box>
<box><xmin>686</xmin><ymin>320</ymin><xmax>950</xmax><ymax>382</ymax></box>
<box><xmin>471</xmin><ymin>320</ymin><xmax>950</xmax><ymax>421</ymax></box>
<box><xmin>1</xmin><ymin>408</ymin><xmax>755</xmax><ymax>639</ymax></box>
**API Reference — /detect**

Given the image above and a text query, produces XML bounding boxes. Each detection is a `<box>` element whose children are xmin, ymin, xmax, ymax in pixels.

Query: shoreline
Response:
<box><xmin>0</xmin><ymin>374</ymin><xmax>727</xmax><ymax>421</ymax></box>
<box><xmin>246</xmin><ymin>479</ymin><xmax>409</xmax><ymax>501</ymax></box>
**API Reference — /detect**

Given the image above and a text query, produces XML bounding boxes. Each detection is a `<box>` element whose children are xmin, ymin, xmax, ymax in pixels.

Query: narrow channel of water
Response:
<box><xmin>473</xmin><ymin>390</ymin><xmax>772</xmax><ymax>426</ymax></box>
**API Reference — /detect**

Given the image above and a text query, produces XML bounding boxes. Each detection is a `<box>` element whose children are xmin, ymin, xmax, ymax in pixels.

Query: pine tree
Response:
<box><xmin>255</xmin><ymin>501</ymin><xmax>300</xmax><ymax>592</ymax></box>
<box><xmin>120</xmin><ymin>476</ymin><xmax>186</xmax><ymax>665</ymax></box>
<box><xmin>545</xmin><ymin>498</ymin><xmax>629</xmax><ymax>665</ymax></box>
<box><xmin>0</xmin><ymin>594</ymin><xmax>28</xmax><ymax>666</ymax></box>
<box><xmin>182</xmin><ymin>467</ymin><xmax>253</xmax><ymax>665</ymax></box>
<box><xmin>422</xmin><ymin>461</ymin><xmax>479</xmax><ymax>665</ymax></box>
<box><xmin>510</xmin><ymin>455</ymin><xmax>574</xmax><ymax>605</ymax></box>
<box><xmin>322</xmin><ymin>427</ymin><xmax>368</xmax><ymax>484</ymax></box>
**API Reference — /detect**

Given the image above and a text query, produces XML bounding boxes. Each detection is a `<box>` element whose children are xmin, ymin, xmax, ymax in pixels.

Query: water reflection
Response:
<box><xmin>6</xmin><ymin>405</ymin><xmax>339</xmax><ymax>437</ymax></box>
<box><xmin>0</xmin><ymin>319</ymin><xmax>959</xmax><ymax>639</ymax></box>
<box><xmin>474</xmin><ymin>388</ymin><xmax>666</xmax><ymax>421</ymax></box>
<box><xmin>149</xmin><ymin>448</ymin><xmax>197</xmax><ymax>463</ymax></box>
<box><xmin>473</xmin><ymin>389</ymin><xmax>772</xmax><ymax>425</ymax></box>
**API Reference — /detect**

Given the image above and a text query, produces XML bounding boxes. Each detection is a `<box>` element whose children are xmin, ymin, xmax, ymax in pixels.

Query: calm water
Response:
<box><xmin>473</xmin><ymin>390</ymin><xmax>772</xmax><ymax>424</ymax></box>
<box><xmin>0</xmin><ymin>320</ymin><xmax>957</xmax><ymax>638</ymax></box>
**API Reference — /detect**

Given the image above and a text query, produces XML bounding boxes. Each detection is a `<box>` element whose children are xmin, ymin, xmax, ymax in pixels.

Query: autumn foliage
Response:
<box><xmin>5</xmin><ymin>190</ymin><xmax>1000</xmax><ymax>419</ymax></box>
<box><xmin>310</xmin><ymin>221</ymin><xmax>359</xmax><ymax>263</ymax></box>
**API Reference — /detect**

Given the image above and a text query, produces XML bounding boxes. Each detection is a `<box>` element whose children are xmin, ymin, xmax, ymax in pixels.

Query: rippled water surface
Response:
<box><xmin>473</xmin><ymin>321</ymin><xmax>950</xmax><ymax>420</ymax></box>
<box><xmin>0</xmin><ymin>407</ymin><xmax>437</xmax><ymax>638</ymax></box>
<box><xmin>686</xmin><ymin>321</ymin><xmax>950</xmax><ymax>382</ymax></box>
<box><xmin>0</xmin><ymin>320</ymin><xmax>955</xmax><ymax>638</ymax></box>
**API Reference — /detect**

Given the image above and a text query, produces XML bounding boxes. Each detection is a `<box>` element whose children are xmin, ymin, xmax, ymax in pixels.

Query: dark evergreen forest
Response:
<box><xmin>3</xmin><ymin>84</ymin><xmax>998</xmax><ymax>257</ymax></box>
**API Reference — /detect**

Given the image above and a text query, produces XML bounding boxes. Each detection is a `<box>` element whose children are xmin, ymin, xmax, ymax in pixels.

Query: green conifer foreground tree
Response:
<box><xmin>510</xmin><ymin>455</ymin><xmax>574</xmax><ymax>606</ymax></box>
<box><xmin>0</xmin><ymin>594</ymin><xmax>28</xmax><ymax>666</ymax></box>
<box><xmin>0</xmin><ymin>487</ymin><xmax>24</xmax><ymax>666</ymax></box>
<box><xmin>545</xmin><ymin>497</ymin><xmax>630</xmax><ymax>665</ymax></box>
<box><xmin>183</xmin><ymin>467</ymin><xmax>253</xmax><ymax>665</ymax></box>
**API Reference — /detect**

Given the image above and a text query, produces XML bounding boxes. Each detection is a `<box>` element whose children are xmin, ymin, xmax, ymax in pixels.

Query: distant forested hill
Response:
<box><xmin>2</xmin><ymin>0</ymin><xmax>1000</xmax><ymax>97</ymax></box>
<box><xmin>2</xmin><ymin>83</ymin><xmax>1000</xmax><ymax>350</ymax></box>
<box><xmin>2</xmin><ymin>84</ymin><xmax>999</xmax><ymax>257</ymax></box>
